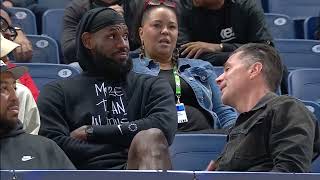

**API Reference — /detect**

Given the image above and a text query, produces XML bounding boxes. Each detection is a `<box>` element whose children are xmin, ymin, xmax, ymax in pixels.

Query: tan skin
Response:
<box><xmin>0</xmin><ymin>9</ymin><xmax>33</xmax><ymax>62</ymax></box>
<box><xmin>215</xmin><ymin>52</ymin><xmax>269</xmax><ymax>113</ymax></box>
<box><xmin>0</xmin><ymin>72</ymin><xmax>19</xmax><ymax>136</ymax></box>
<box><xmin>139</xmin><ymin>6</ymin><xmax>178</xmax><ymax>70</ymax></box>
<box><xmin>70</xmin><ymin>23</ymin><xmax>130</xmax><ymax>140</ymax></box>
<box><xmin>180</xmin><ymin>0</ymin><xmax>225</xmax><ymax>59</ymax></box>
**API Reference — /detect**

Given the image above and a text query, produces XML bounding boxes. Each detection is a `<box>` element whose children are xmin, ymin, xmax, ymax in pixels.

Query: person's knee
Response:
<box><xmin>128</xmin><ymin>128</ymin><xmax>172</xmax><ymax>169</ymax></box>
<box><xmin>133</xmin><ymin>128</ymin><xmax>168</xmax><ymax>145</ymax></box>
<box><xmin>130</xmin><ymin>128</ymin><xmax>169</xmax><ymax>155</ymax></box>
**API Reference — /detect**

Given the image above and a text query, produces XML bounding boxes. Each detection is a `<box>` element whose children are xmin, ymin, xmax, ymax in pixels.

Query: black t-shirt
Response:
<box><xmin>159</xmin><ymin>69</ymin><xmax>212</xmax><ymax>132</ymax></box>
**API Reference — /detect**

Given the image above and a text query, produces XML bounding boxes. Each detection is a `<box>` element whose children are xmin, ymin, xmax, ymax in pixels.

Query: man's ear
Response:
<box><xmin>249</xmin><ymin>62</ymin><xmax>263</xmax><ymax>80</ymax></box>
<box><xmin>138</xmin><ymin>27</ymin><xmax>144</xmax><ymax>43</ymax></box>
<box><xmin>81</xmin><ymin>32</ymin><xmax>94</xmax><ymax>49</ymax></box>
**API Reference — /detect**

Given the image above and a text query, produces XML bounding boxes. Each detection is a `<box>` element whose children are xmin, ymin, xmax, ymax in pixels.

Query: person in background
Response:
<box><xmin>0</xmin><ymin>4</ymin><xmax>33</xmax><ymax>62</ymax></box>
<box><xmin>1</xmin><ymin>34</ymin><xmax>40</xmax><ymax>134</ymax></box>
<box><xmin>1</xmin><ymin>0</ymin><xmax>48</xmax><ymax>34</ymax></box>
<box><xmin>206</xmin><ymin>43</ymin><xmax>320</xmax><ymax>172</ymax></box>
<box><xmin>133</xmin><ymin>0</ymin><xmax>237</xmax><ymax>133</ymax></box>
<box><xmin>39</xmin><ymin>7</ymin><xmax>176</xmax><ymax>170</ymax></box>
<box><xmin>177</xmin><ymin>0</ymin><xmax>289</xmax><ymax>94</ymax></box>
<box><xmin>0</xmin><ymin>10</ymin><xmax>39</xmax><ymax>100</ymax></box>
<box><xmin>0</xmin><ymin>61</ymin><xmax>75</xmax><ymax>170</ymax></box>
<box><xmin>177</xmin><ymin>0</ymin><xmax>272</xmax><ymax>65</ymax></box>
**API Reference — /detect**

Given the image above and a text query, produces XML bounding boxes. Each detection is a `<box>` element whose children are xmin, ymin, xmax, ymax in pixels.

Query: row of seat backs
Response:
<box><xmin>9</xmin><ymin>7</ymin><xmax>319</xmax><ymax>40</ymax></box>
<box><xmin>265</xmin><ymin>0</ymin><xmax>320</xmax><ymax>19</ymax></box>
<box><xmin>10</xmin><ymin>11</ymin><xmax>320</xmax><ymax>67</ymax></box>
<box><xmin>1</xmin><ymin>170</ymin><xmax>319</xmax><ymax>180</ymax></box>
<box><xmin>11</xmin><ymin>36</ymin><xmax>320</xmax><ymax>81</ymax></box>
<box><xmin>37</xmin><ymin>0</ymin><xmax>71</xmax><ymax>9</ymax></box>
<box><xmin>170</xmin><ymin>132</ymin><xmax>320</xmax><ymax>172</ymax></box>
<box><xmin>9</xmin><ymin>0</ymin><xmax>320</xmax><ymax>19</ymax></box>
<box><xmin>264</xmin><ymin>14</ymin><xmax>319</xmax><ymax>40</ymax></box>
<box><xmin>18</xmin><ymin>63</ymin><xmax>319</xmax><ymax>104</ymax></box>
<box><xmin>288</xmin><ymin>68</ymin><xmax>320</xmax><ymax>103</ymax></box>
<box><xmin>258</xmin><ymin>0</ymin><xmax>320</xmax><ymax>19</ymax></box>
<box><xmin>15</xmin><ymin>63</ymin><xmax>81</xmax><ymax>91</ymax></box>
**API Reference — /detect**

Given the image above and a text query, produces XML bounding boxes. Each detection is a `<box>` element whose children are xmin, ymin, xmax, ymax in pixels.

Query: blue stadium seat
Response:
<box><xmin>302</xmin><ymin>100</ymin><xmax>320</xmax><ymax>121</ymax></box>
<box><xmin>274</xmin><ymin>39</ymin><xmax>320</xmax><ymax>68</ymax></box>
<box><xmin>301</xmin><ymin>100</ymin><xmax>320</xmax><ymax>172</ymax></box>
<box><xmin>288</xmin><ymin>69</ymin><xmax>320</xmax><ymax>102</ymax></box>
<box><xmin>312</xmin><ymin>156</ymin><xmax>320</xmax><ymax>173</ymax></box>
<box><xmin>8</xmin><ymin>170</ymin><xmax>194</xmax><ymax>180</ymax></box>
<box><xmin>38</xmin><ymin>0</ymin><xmax>71</xmax><ymax>9</ymax></box>
<box><xmin>8</xmin><ymin>7</ymin><xmax>37</xmax><ymax>34</ymax></box>
<box><xmin>268</xmin><ymin>0</ymin><xmax>320</xmax><ymax>19</ymax></box>
<box><xmin>26</xmin><ymin>35</ymin><xmax>60</xmax><ymax>64</ymax></box>
<box><xmin>265</xmin><ymin>13</ymin><xmax>295</xmax><ymax>39</ymax></box>
<box><xmin>260</xmin><ymin>0</ymin><xmax>269</xmax><ymax>12</ymax></box>
<box><xmin>42</xmin><ymin>9</ymin><xmax>65</xmax><ymax>61</ymax></box>
<box><xmin>304</xmin><ymin>16</ymin><xmax>320</xmax><ymax>40</ymax></box>
<box><xmin>256</xmin><ymin>0</ymin><xmax>263</xmax><ymax>11</ymax></box>
<box><xmin>170</xmin><ymin>134</ymin><xmax>227</xmax><ymax>170</ymax></box>
<box><xmin>42</xmin><ymin>9</ymin><xmax>65</xmax><ymax>44</ymax></box>
<box><xmin>15</xmin><ymin>63</ymin><xmax>81</xmax><ymax>90</ymax></box>
<box><xmin>195</xmin><ymin>172</ymin><xmax>320</xmax><ymax>179</ymax></box>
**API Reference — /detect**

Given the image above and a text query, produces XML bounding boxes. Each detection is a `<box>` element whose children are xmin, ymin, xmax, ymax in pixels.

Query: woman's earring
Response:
<box><xmin>139</xmin><ymin>42</ymin><xmax>145</xmax><ymax>59</ymax></box>
<box><xmin>173</xmin><ymin>47</ymin><xmax>180</xmax><ymax>60</ymax></box>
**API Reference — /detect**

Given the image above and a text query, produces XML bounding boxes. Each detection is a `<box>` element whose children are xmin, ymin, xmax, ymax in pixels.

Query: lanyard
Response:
<box><xmin>173</xmin><ymin>66</ymin><xmax>181</xmax><ymax>103</ymax></box>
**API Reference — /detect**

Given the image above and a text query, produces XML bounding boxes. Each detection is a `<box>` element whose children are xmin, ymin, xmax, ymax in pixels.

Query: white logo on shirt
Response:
<box><xmin>21</xmin><ymin>156</ymin><xmax>35</xmax><ymax>162</ymax></box>
<box><xmin>0</xmin><ymin>60</ymin><xmax>6</xmax><ymax>67</ymax></box>
<box><xmin>220</xmin><ymin>27</ymin><xmax>236</xmax><ymax>42</ymax></box>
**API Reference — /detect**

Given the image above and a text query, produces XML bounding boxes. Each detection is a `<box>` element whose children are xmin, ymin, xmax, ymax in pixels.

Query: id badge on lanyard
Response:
<box><xmin>174</xmin><ymin>66</ymin><xmax>188</xmax><ymax>124</ymax></box>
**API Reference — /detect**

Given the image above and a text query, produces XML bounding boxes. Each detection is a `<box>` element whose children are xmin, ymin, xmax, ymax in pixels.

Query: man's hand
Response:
<box><xmin>206</xmin><ymin>160</ymin><xmax>218</xmax><ymax>171</ymax></box>
<box><xmin>70</xmin><ymin>125</ymin><xmax>88</xmax><ymax>141</ymax></box>
<box><xmin>13</xmin><ymin>30</ymin><xmax>33</xmax><ymax>62</ymax></box>
<box><xmin>109</xmin><ymin>4</ymin><xmax>124</xmax><ymax>16</ymax></box>
<box><xmin>181</xmin><ymin>42</ymin><xmax>222</xmax><ymax>59</ymax></box>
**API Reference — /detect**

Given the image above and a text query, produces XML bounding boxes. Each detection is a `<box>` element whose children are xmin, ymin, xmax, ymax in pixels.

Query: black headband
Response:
<box><xmin>84</xmin><ymin>7</ymin><xmax>125</xmax><ymax>33</ymax></box>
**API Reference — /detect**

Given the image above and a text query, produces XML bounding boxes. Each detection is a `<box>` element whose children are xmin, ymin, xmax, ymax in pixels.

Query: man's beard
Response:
<box><xmin>0</xmin><ymin>118</ymin><xmax>17</xmax><ymax>136</ymax></box>
<box><xmin>91</xmin><ymin>50</ymin><xmax>132</xmax><ymax>81</ymax></box>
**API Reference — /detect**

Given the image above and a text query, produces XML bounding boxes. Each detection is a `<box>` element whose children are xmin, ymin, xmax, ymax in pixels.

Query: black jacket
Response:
<box><xmin>0</xmin><ymin>123</ymin><xmax>75</xmax><ymax>170</ymax></box>
<box><xmin>38</xmin><ymin>70</ymin><xmax>177</xmax><ymax>169</ymax></box>
<box><xmin>216</xmin><ymin>93</ymin><xmax>320</xmax><ymax>172</ymax></box>
<box><xmin>177</xmin><ymin>0</ymin><xmax>273</xmax><ymax>65</ymax></box>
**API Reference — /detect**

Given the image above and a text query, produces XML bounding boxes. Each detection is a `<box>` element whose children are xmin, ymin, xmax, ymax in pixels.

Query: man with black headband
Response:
<box><xmin>38</xmin><ymin>7</ymin><xmax>176</xmax><ymax>170</ymax></box>
<box><xmin>62</xmin><ymin>0</ymin><xmax>141</xmax><ymax>64</ymax></box>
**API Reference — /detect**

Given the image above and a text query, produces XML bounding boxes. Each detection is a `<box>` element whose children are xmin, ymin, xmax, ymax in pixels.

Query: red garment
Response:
<box><xmin>7</xmin><ymin>62</ymin><xmax>39</xmax><ymax>101</ymax></box>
